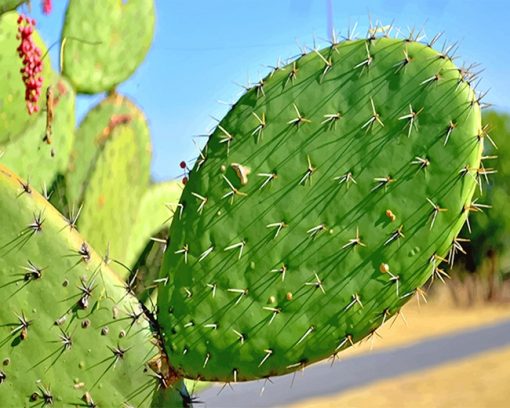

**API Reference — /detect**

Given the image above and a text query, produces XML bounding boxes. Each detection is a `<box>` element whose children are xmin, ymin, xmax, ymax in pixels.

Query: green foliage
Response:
<box><xmin>62</xmin><ymin>0</ymin><xmax>155</xmax><ymax>94</ymax></box>
<box><xmin>0</xmin><ymin>164</ymin><xmax>160</xmax><ymax>407</ymax></box>
<box><xmin>458</xmin><ymin>111</ymin><xmax>510</xmax><ymax>279</ymax></box>
<box><xmin>158</xmin><ymin>37</ymin><xmax>482</xmax><ymax>382</ymax></box>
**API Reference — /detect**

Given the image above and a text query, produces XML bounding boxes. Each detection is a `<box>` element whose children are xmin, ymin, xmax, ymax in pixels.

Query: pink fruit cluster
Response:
<box><xmin>42</xmin><ymin>0</ymin><xmax>52</xmax><ymax>15</ymax></box>
<box><xmin>16</xmin><ymin>15</ymin><xmax>43</xmax><ymax>115</ymax></box>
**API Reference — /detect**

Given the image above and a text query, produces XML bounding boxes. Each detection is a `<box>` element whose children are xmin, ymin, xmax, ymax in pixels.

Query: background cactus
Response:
<box><xmin>61</xmin><ymin>0</ymin><xmax>155</xmax><ymax>93</ymax></box>
<box><xmin>157</xmin><ymin>36</ymin><xmax>483</xmax><ymax>382</ymax></box>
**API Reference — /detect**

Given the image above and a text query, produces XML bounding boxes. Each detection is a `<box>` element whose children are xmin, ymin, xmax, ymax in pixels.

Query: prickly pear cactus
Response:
<box><xmin>0</xmin><ymin>11</ymin><xmax>54</xmax><ymax>142</ymax></box>
<box><xmin>65</xmin><ymin>94</ymin><xmax>151</xmax><ymax>278</ymax></box>
<box><xmin>66</xmin><ymin>93</ymin><xmax>148</xmax><ymax>205</ymax></box>
<box><xmin>125</xmin><ymin>181</ymin><xmax>183</xmax><ymax>269</ymax></box>
<box><xmin>61</xmin><ymin>0</ymin><xmax>155</xmax><ymax>94</ymax></box>
<box><xmin>1</xmin><ymin>78</ymin><xmax>76</xmax><ymax>188</ymax></box>
<box><xmin>158</xmin><ymin>36</ymin><xmax>484</xmax><ymax>382</ymax></box>
<box><xmin>0</xmin><ymin>164</ymin><xmax>162</xmax><ymax>406</ymax></box>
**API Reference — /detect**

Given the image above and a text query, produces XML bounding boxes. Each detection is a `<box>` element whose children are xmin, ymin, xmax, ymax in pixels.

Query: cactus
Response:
<box><xmin>0</xmin><ymin>12</ymin><xmax>54</xmax><ymax>140</ymax></box>
<box><xmin>125</xmin><ymin>181</ymin><xmax>183</xmax><ymax>270</ymax></box>
<box><xmin>0</xmin><ymin>12</ymin><xmax>76</xmax><ymax>189</ymax></box>
<box><xmin>0</xmin><ymin>164</ymin><xmax>162</xmax><ymax>406</ymax></box>
<box><xmin>0</xmin><ymin>0</ymin><xmax>27</xmax><ymax>14</ymax></box>
<box><xmin>62</xmin><ymin>94</ymin><xmax>182</xmax><ymax>280</ymax></box>
<box><xmin>157</xmin><ymin>36</ymin><xmax>483</xmax><ymax>382</ymax></box>
<box><xmin>61</xmin><ymin>0</ymin><xmax>155</xmax><ymax>94</ymax></box>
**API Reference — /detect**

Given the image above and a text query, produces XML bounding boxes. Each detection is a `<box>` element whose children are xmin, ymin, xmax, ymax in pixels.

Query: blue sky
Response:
<box><xmin>29</xmin><ymin>0</ymin><xmax>509</xmax><ymax>181</ymax></box>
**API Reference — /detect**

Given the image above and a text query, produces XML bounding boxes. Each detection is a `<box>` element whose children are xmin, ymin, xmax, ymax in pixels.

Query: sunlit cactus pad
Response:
<box><xmin>61</xmin><ymin>0</ymin><xmax>155</xmax><ymax>94</ymax></box>
<box><xmin>158</xmin><ymin>36</ymin><xmax>483</xmax><ymax>382</ymax></box>
<box><xmin>1</xmin><ymin>78</ymin><xmax>75</xmax><ymax>188</ymax></box>
<box><xmin>0</xmin><ymin>164</ymin><xmax>160</xmax><ymax>406</ymax></box>
<box><xmin>0</xmin><ymin>11</ymin><xmax>54</xmax><ymax>143</ymax></box>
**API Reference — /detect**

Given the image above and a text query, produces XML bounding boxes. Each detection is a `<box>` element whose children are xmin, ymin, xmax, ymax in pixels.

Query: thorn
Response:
<box><xmin>26</xmin><ymin>211</ymin><xmax>44</xmax><ymax>233</ymax></box>
<box><xmin>191</xmin><ymin>192</ymin><xmax>207</xmax><ymax>214</ymax></box>
<box><xmin>227</xmin><ymin>288</ymin><xmax>248</xmax><ymax>305</ymax></box>
<box><xmin>384</xmin><ymin>225</ymin><xmax>405</xmax><ymax>246</ymax></box>
<box><xmin>203</xmin><ymin>323</ymin><xmax>218</xmax><ymax>330</ymax></box>
<box><xmin>371</xmin><ymin>175</ymin><xmax>395</xmax><ymax>192</ymax></box>
<box><xmin>232</xmin><ymin>329</ymin><xmax>245</xmax><ymax>344</ymax></box>
<box><xmin>444</xmin><ymin>121</ymin><xmax>457</xmax><ymax>145</ymax></box>
<box><xmin>426</xmin><ymin>198</ymin><xmax>448</xmax><ymax>230</ymax></box>
<box><xmin>203</xmin><ymin>353</ymin><xmax>210</xmax><ymax>368</ymax></box>
<box><xmin>345</xmin><ymin>293</ymin><xmax>363</xmax><ymax>311</ymax></box>
<box><xmin>342</xmin><ymin>227</ymin><xmax>366</xmax><ymax>249</ymax></box>
<box><xmin>448</xmin><ymin>237</ymin><xmax>469</xmax><ymax>267</ymax></box>
<box><xmin>296</xmin><ymin>326</ymin><xmax>315</xmax><ymax>345</ymax></box>
<box><xmin>224</xmin><ymin>240</ymin><xmax>246</xmax><ymax>259</ymax></box>
<box><xmin>266</xmin><ymin>221</ymin><xmax>287</xmax><ymax>239</ymax></box>
<box><xmin>307</xmin><ymin>224</ymin><xmax>326</xmax><ymax>239</ymax></box>
<box><xmin>285</xmin><ymin>61</ymin><xmax>298</xmax><ymax>85</ymax></box>
<box><xmin>305</xmin><ymin>272</ymin><xmax>325</xmax><ymax>294</ymax></box>
<box><xmin>174</xmin><ymin>244</ymin><xmax>189</xmax><ymax>264</ymax></box>
<box><xmin>288</xmin><ymin>104</ymin><xmax>311</xmax><ymax>127</ymax></box>
<box><xmin>412</xmin><ymin>156</ymin><xmax>430</xmax><ymax>169</ymax></box>
<box><xmin>334</xmin><ymin>171</ymin><xmax>356</xmax><ymax>187</ymax></box>
<box><xmin>314</xmin><ymin>49</ymin><xmax>333</xmax><ymax>79</ymax></box>
<box><xmin>18</xmin><ymin>178</ymin><xmax>31</xmax><ymax>196</ymax></box>
<box><xmin>218</xmin><ymin>125</ymin><xmax>234</xmax><ymax>155</ymax></box>
<box><xmin>258</xmin><ymin>349</ymin><xmax>273</xmax><ymax>367</ymax></box>
<box><xmin>322</xmin><ymin>112</ymin><xmax>342</xmax><ymax>126</ymax></box>
<box><xmin>394</xmin><ymin>47</ymin><xmax>411</xmax><ymax>73</ymax></box>
<box><xmin>221</xmin><ymin>174</ymin><xmax>247</xmax><ymax>202</ymax></box>
<box><xmin>198</xmin><ymin>246</ymin><xmax>214</xmax><ymax>262</ymax></box>
<box><xmin>22</xmin><ymin>260</ymin><xmax>43</xmax><ymax>281</ymax></box>
<box><xmin>398</xmin><ymin>104</ymin><xmax>423</xmax><ymax>137</ymax></box>
<box><xmin>427</xmin><ymin>32</ymin><xmax>443</xmax><ymax>48</ymax></box>
<box><xmin>416</xmin><ymin>287</ymin><xmax>428</xmax><ymax>306</ymax></box>
<box><xmin>299</xmin><ymin>155</ymin><xmax>315</xmax><ymax>186</ymax></box>
<box><xmin>271</xmin><ymin>264</ymin><xmax>287</xmax><ymax>282</ymax></box>
<box><xmin>262</xmin><ymin>306</ymin><xmax>281</xmax><ymax>325</ymax></box>
<box><xmin>206</xmin><ymin>283</ymin><xmax>217</xmax><ymax>298</ymax></box>
<box><xmin>420</xmin><ymin>73</ymin><xmax>440</xmax><ymax>86</ymax></box>
<box><xmin>252</xmin><ymin>112</ymin><xmax>266</xmax><ymax>142</ymax></box>
<box><xmin>361</xmin><ymin>97</ymin><xmax>384</xmax><ymax>131</ymax></box>
<box><xmin>354</xmin><ymin>41</ymin><xmax>372</xmax><ymax>70</ymax></box>
<box><xmin>335</xmin><ymin>334</ymin><xmax>353</xmax><ymax>351</ymax></box>
<box><xmin>257</xmin><ymin>172</ymin><xmax>277</xmax><ymax>190</ymax></box>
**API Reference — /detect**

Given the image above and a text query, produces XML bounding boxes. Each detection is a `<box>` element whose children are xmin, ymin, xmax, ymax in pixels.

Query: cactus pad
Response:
<box><xmin>0</xmin><ymin>164</ymin><xmax>161</xmax><ymax>406</ymax></box>
<box><xmin>1</xmin><ymin>78</ymin><xmax>75</xmax><ymax>188</ymax></box>
<box><xmin>61</xmin><ymin>0</ymin><xmax>155</xmax><ymax>94</ymax></box>
<box><xmin>125</xmin><ymin>180</ymin><xmax>183</xmax><ymax>270</ymax></box>
<box><xmin>0</xmin><ymin>11</ymin><xmax>54</xmax><ymax>143</ymax></box>
<box><xmin>158</xmin><ymin>37</ymin><xmax>483</xmax><ymax>382</ymax></box>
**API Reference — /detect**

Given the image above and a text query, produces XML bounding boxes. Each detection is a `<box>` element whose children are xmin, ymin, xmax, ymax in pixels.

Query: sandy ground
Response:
<box><xmin>287</xmin><ymin>290</ymin><xmax>510</xmax><ymax>408</ymax></box>
<box><xmin>290</xmin><ymin>345</ymin><xmax>510</xmax><ymax>408</ymax></box>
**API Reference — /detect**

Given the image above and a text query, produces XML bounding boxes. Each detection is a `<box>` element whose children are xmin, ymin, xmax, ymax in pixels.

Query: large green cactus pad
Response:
<box><xmin>0</xmin><ymin>164</ymin><xmax>159</xmax><ymax>406</ymax></box>
<box><xmin>1</xmin><ymin>78</ymin><xmax>76</xmax><ymax>188</ymax></box>
<box><xmin>61</xmin><ymin>0</ymin><xmax>155</xmax><ymax>94</ymax></box>
<box><xmin>0</xmin><ymin>12</ymin><xmax>54</xmax><ymax>144</ymax></box>
<box><xmin>158</xmin><ymin>37</ymin><xmax>483</xmax><ymax>382</ymax></box>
